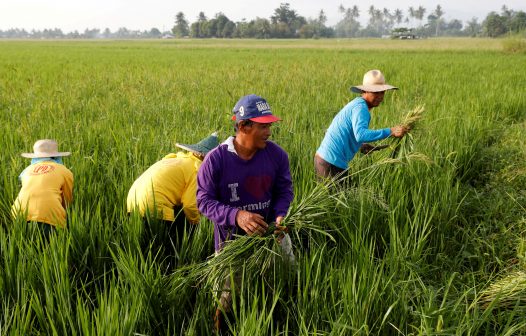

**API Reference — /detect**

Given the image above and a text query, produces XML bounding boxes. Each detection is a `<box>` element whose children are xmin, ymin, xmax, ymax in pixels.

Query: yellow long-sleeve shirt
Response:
<box><xmin>12</xmin><ymin>161</ymin><xmax>74</xmax><ymax>228</ymax></box>
<box><xmin>126</xmin><ymin>152</ymin><xmax>202</xmax><ymax>223</ymax></box>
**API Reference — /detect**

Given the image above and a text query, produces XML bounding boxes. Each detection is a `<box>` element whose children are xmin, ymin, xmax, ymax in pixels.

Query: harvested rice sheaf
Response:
<box><xmin>174</xmin><ymin>179</ymin><xmax>369</xmax><ymax>290</ymax></box>
<box><xmin>390</xmin><ymin>105</ymin><xmax>428</xmax><ymax>162</ymax></box>
<box><xmin>401</xmin><ymin>105</ymin><xmax>425</xmax><ymax>130</ymax></box>
<box><xmin>479</xmin><ymin>270</ymin><xmax>526</xmax><ymax>310</ymax></box>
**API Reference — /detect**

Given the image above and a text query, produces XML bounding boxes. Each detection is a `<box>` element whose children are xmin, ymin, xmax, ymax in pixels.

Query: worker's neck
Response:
<box><xmin>233</xmin><ymin>136</ymin><xmax>258</xmax><ymax>160</ymax></box>
<box><xmin>362</xmin><ymin>95</ymin><xmax>374</xmax><ymax>110</ymax></box>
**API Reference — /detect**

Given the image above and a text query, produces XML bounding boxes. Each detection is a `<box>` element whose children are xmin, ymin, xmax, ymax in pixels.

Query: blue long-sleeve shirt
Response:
<box><xmin>197</xmin><ymin>137</ymin><xmax>294</xmax><ymax>251</ymax></box>
<box><xmin>316</xmin><ymin>97</ymin><xmax>391</xmax><ymax>169</ymax></box>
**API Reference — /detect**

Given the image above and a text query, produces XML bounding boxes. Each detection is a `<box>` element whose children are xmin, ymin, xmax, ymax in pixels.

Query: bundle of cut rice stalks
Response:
<box><xmin>359</xmin><ymin>105</ymin><xmax>432</xmax><ymax>182</ymax></box>
<box><xmin>190</xmin><ymin>235</ymin><xmax>284</xmax><ymax>288</ymax></box>
<box><xmin>167</xmin><ymin>234</ymin><xmax>282</xmax><ymax>299</ymax></box>
<box><xmin>479</xmin><ymin>270</ymin><xmax>526</xmax><ymax>310</ymax></box>
<box><xmin>221</xmin><ymin>179</ymin><xmax>351</xmax><ymax>265</ymax></box>
<box><xmin>170</xmin><ymin>179</ymin><xmax>375</xmax><ymax>293</ymax></box>
<box><xmin>390</xmin><ymin>104</ymin><xmax>425</xmax><ymax>160</ymax></box>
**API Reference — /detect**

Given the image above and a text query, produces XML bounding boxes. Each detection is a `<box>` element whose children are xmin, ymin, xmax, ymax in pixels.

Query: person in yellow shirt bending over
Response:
<box><xmin>12</xmin><ymin>139</ymin><xmax>74</xmax><ymax>236</ymax></box>
<box><xmin>127</xmin><ymin>133</ymin><xmax>219</xmax><ymax>250</ymax></box>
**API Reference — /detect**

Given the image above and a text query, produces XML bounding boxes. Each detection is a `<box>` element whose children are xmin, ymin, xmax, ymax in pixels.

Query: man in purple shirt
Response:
<box><xmin>197</xmin><ymin>94</ymin><xmax>293</xmax><ymax>252</ymax></box>
<box><xmin>197</xmin><ymin>94</ymin><xmax>294</xmax><ymax>332</ymax></box>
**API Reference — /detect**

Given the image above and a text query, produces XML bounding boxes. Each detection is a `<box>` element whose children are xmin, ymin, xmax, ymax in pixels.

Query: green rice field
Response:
<box><xmin>0</xmin><ymin>38</ymin><xmax>525</xmax><ymax>335</ymax></box>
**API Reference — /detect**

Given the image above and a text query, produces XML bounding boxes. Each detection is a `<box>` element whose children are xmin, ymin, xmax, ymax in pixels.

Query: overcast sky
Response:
<box><xmin>1</xmin><ymin>0</ymin><xmax>524</xmax><ymax>32</ymax></box>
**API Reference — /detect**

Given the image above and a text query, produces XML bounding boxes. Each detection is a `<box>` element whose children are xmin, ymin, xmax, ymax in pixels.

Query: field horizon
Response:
<box><xmin>0</xmin><ymin>36</ymin><xmax>509</xmax><ymax>50</ymax></box>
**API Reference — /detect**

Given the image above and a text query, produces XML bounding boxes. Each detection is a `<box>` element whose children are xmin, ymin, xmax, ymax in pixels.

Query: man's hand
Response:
<box><xmin>274</xmin><ymin>216</ymin><xmax>288</xmax><ymax>241</ymax></box>
<box><xmin>390</xmin><ymin>125</ymin><xmax>409</xmax><ymax>138</ymax></box>
<box><xmin>236</xmin><ymin>210</ymin><xmax>268</xmax><ymax>236</ymax></box>
<box><xmin>360</xmin><ymin>143</ymin><xmax>389</xmax><ymax>155</ymax></box>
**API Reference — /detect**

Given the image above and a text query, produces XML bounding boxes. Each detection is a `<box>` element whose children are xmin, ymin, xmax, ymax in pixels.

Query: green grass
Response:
<box><xmin>0</xmin><ymin>38</ymin><xmax>525</xmax><ymax>334</ymax></box>
<box><xmin>502</xmin><ymin>36</ymin><xmax>526</xmax><ymax>54</ymax></box>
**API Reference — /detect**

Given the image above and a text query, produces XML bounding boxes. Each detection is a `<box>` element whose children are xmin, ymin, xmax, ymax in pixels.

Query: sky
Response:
<box><xmin>1</xmin><ymin>0</ymin><xmax>525</xmax><ymax>32</ymax></box>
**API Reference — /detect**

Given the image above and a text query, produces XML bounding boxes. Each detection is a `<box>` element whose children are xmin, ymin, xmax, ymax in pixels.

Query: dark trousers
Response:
<box><xmin>142</xmin><ymin>216</ymin><xmax>188</xmax><ymax>246</ymax></box>
<box><xmin>141</xmin><ymin>207</ymin><xmax>195</xmax><ymax>267</ymax></box>
<box><xmin>28</xmin><ymin>221</ymin><xmax>55</xmax><ymax>241</ymax></box>
<box><xmin>314</xmin><ymin>154</ymin><xmax>347</xmax><ymax>180</ymax></box>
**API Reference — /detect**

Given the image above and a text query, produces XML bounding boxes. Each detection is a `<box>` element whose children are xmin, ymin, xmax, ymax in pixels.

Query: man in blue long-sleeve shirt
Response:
<box><xmin>315</xmin><ymin>69</ymin><xmax>408</xmax><ymax>178</ymax></box>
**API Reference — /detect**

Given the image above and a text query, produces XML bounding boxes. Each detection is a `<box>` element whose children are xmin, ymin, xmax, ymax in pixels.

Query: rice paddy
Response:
<box><xmin>0</xmin><ymin>38</ymin><xmax>525</xmax><ymax>334</ymax></box>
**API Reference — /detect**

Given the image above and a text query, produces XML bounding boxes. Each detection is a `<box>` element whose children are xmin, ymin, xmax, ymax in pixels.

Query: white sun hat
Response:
<box><xmin>21</xmin><ymin>139</ymin><xmax>71</xmax><ymax>158</ymax></box>
<box><xmin>350</xmin><ymin>69</ymin><xmax>398</xmax><ymax>93</ymax></box>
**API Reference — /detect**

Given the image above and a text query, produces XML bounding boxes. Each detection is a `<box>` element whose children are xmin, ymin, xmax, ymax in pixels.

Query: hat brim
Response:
<box><xmin>175</xmin><ymin>144</ymin><xmax>206</xmax><ymax>157</ymax></box>
<box><xmin>248</xmin><ymin>115</ymin><xmax>281</xmax><ymax>123</ymax></box>
<box><xmin>21</xmin><ymin>152</ymin><xmax>71</xmax><ymax>158</ymax></box>
<box><xmin>351</xmin><ymin>84</ymin><xmax>398</xmax><ymax>93</ymax></box>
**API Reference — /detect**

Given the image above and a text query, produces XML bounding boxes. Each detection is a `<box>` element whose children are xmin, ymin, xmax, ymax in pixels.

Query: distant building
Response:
<box><xmin>391</xmin><ymin>28</ymin><xmax>419</xmax><ymax>40</ymax></box>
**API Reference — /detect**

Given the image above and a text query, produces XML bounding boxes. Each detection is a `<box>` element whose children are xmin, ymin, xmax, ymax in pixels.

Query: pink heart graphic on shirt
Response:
<box><xmin>244</xmin><ymin>175</ymin><xmax>272</xmax><ymax>200</ymax></box>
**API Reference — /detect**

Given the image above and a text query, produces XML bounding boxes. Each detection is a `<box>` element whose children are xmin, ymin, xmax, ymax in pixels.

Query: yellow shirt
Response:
<box><xmin>126</xmin><ymin>152</ymin><xmax>202</xmax><ymax>223</ymax></box>
<box><xmin>12</xmin><ymin>161</ymin><xmax>74</xmax><ymax>228</ymax></box>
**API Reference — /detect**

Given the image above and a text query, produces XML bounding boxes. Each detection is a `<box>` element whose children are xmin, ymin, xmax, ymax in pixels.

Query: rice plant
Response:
<box><xmin>0</xmin><ymin>39</ymin><xmax>525</xmax><ymax>334</ymax></box>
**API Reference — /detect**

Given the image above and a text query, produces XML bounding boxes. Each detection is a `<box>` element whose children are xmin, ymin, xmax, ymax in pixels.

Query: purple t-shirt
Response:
<box><xmin>197</xmin><ymin>137</ymin><xmax>294</xmax><ymax>251</ymax></box>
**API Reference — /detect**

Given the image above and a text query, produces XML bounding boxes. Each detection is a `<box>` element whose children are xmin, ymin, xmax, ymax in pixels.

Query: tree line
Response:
<box><xmin>1</xmin><ymin>4</ymin><xmax>525</xmax><ymax>39</ymax></box>
<box><xmin>0</xmin><ymin>27</ymin><xmax>165</xmax><ymax>39</ymax></box>
<box><xmin>172</xmin><ymin>4</ymin><xmax>526</xmax><ymax>38</ymax></box>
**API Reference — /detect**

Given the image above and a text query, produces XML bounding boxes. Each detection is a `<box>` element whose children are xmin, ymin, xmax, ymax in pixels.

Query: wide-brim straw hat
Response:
<box><xmin>350</xmin><ymin>69</ymin><xmax>398</xmax><ymax>93</ymax></box>
<box><xmin>21</xmin><ymin>139</ymin><xmax>71</xmax><ymax>158</ymax></box>
<box><xmin>176</xmin><ymin>132</ymin><xmax>219</xmax><ymax>157</ymax></box>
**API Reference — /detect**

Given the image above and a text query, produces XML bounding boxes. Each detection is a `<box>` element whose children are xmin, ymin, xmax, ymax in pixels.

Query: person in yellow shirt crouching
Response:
<box><xmin>12</xmin><ymin>139</ymin><xmax>74</xmax><ymax>237</ymax></box>
<box><xmin>127</xmin><ymin>133</ymin><xmax>219</xmax><ymax>254</ymax></box>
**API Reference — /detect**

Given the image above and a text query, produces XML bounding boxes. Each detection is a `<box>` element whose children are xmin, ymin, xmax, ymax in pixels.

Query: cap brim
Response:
<box><xmin>249</xmin><ymin>115</ymin><xmax>281</xmax><ymax>123</ymax></box>
<box><xmin>21</xmin><ymin>152</ymin><xmax>71</xmax><ymax>158</ymax></box>
<box><xmin>351</xmin><ymin>85</ymin><xmax>398</xmax><ymax>93</ymax></box>
<box><xmin>175</xmin><ymin>143</ymin><xmax>205</xmax><ymax>157</ymax></box>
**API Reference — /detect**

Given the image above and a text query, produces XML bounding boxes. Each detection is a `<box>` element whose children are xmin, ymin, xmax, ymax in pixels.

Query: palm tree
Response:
<box><xmin>433</xmin><ymin>5</ymin><xmax>443</xmax><ymax>36</ymax></box>
<box><xmin>351</xmin><ymin>5</ymin><xmax>359</xmax><ymax>20</ymax></box>
<box><xmin>408</xmin><ymin>6</ymin><xmax>415</xmax><ymax>27</ymax></box>
<box><xmin>434</xmin><ymin>5</ymin><xmax>444</xmax><ymax>19</ymax></box>
<box><xmin>336</xmin><ymin>5</ymin><xmax>360</xmax><ymax>37</ymax></box>
<box><xmin>368</xmin><ymin>5</ymin><xmax>376</xmax><ymax>17</ymax></box>
<box><xmin>394</xmin><ymin>9</ymin><xmax>403</xmax><ymax>27</ymax></box>
<box><xmin>416</xmin><ymin>6</ymin><xmax>426</xmax><ymax>27</ymax></box>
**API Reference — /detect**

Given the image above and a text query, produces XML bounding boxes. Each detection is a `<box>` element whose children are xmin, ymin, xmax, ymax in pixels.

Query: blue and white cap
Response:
<box><xmin>232</xmin><ymin>94</ymin><xmax>281</xmax><ymax>123</ymax></box>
